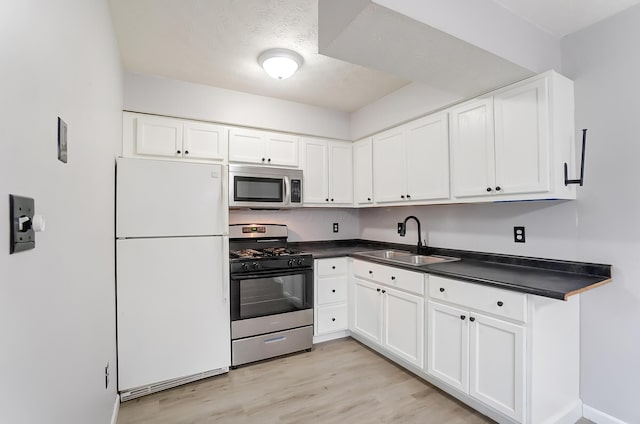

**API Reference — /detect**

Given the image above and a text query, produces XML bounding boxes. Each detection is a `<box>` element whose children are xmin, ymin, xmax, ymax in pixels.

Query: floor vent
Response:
<box><xmin>120</xmin><ymin>367</ymin><xmax>228</xmax><ymax>401</ymax></box>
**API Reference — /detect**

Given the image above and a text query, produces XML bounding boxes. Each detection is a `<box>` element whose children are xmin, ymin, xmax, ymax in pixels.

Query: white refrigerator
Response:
<box><xmin>115</xmin><ymin>158</ymin><xmax>230</xmax><ymax>400</ymax></box>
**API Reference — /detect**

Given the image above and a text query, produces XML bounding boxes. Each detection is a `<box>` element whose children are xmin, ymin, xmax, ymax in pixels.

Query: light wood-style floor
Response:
<box><xmin>117</xmin><ymin>338</ymin><xmax>594</xmax><ymax>424</ymax></box>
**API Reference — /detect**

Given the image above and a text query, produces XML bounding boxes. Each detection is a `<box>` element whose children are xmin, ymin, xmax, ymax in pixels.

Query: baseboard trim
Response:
<box><xmin>583</xmin><ymin>405</ymin><xmax>628</xmax><ymax>424</ymax></box>
<box><xmin>543</xmin><ymin>400</ymin><xmax>582</xmax><ymax>424</ymax></box>
<box><xmin>111</xmin><ymin>394</ymin><xmax>120</xmax><ymax>424</ymax></box>
<box><xmin>313</xmin><ymin>330</ymin><xmax>349</xmax><ymax>344</ymax></box>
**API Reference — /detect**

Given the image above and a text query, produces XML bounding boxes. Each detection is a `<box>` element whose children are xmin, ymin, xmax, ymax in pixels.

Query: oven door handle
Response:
<box><xmin>232</xmin><ymin>269</ymin><xmax>312</xmax><ymax>280</ymax></box>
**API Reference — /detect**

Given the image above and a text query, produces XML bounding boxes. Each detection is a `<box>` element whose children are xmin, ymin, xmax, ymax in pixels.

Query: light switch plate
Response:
<box><xmin>58</xmin><ymin>117</ymin><xmax>68</xmax><ymax>163</ymax></box>
<box><xmin>9</xmin><ymin>195</ymin><xmax>35</xmax><ymax>253</ymax></box>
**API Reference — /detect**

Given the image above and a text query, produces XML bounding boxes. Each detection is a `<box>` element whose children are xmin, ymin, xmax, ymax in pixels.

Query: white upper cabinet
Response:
<box><xmin>450</xmin><ymin>73</ymin><xmax>569</xmax><ymax>201</ymax></box>
<box><xmin>373</xmin><ymin>112</ymin><xmax>450</xmax><ymax>204</ymax></box>
<box><xmin>353</xmin><ymin>138</ymin><xmax>373</xmax><ymax>205</ymax></box>
<box><xmin>123</xmin><ymin>112</ymin><xmax>227</xmax><ymax>163</ymax></box>
<box><xmin>302</xmin><ymin>138</ymin><xmax>353</xmax><ymax>206</ymax></box>
<box><xmin>229</xmin><ymin>128</ymin><xmax>299</xmax><ymax>167</ymax></box>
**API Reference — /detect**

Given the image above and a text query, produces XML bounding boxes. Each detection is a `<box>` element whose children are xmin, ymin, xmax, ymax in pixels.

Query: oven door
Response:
<box><xmin>230</xmin><ymin>268</ymin><xmax>313</xmax><ymax>339</ymax></box>
<box><xmin>229</xmin><ymin>172</ymin><xmax>288</xmax><ymax>208</ymax></box>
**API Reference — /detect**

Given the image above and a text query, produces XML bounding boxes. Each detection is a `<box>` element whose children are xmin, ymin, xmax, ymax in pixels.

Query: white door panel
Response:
<box><xmin>116</xmin><ymin>158</ymin><xmax>225</xmax><ymax>237</ymax></box>
<box><xmin>116</xmin><ymin>237</ymin><xmax>230</xmax><ymax>391</ymax></box>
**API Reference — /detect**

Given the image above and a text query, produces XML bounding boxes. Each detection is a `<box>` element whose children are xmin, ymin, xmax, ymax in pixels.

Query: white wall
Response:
<box><xmin>0</xmin><ymin>1</ymin><xmax>122</xmax><ymax>424</ymax></box>
<box><xmin>562</xmin><ymin>6</ymin><xmax>640</xmax><ymax>423</ymax></box>
<box><xmin>350</xmin><ymin>82</ymin><xmax>464</xmax><ymax>140</ymax></box>
<box><xmin>124</xmin><ymin>72</ymin><xmax>351</xmax><ymax>140</ymax></box>
<box><xmin>230</xmin><ymin>209</ymin><xmax>360</xmax><ymax>242</ymax></box>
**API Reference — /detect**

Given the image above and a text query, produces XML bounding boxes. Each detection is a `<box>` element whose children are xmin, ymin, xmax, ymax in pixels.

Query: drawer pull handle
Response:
<box><xmin>497</xmin><ymin>301</ymin><xmax>504</xmax><ymax>307</ymax></box>
<box><xmin>376</xmin><ymin>288</ymin><xmax>381</xmax><ymax>292</ymax></box>
<box><xmin>332</xmin><ymin>266</ymin><xmax>336</xmax><ymax>269</ymax></box>
<box><xmin>331</xmin><ymin>318</ymin><xmax>336</xmax><ymax>322</ymax></box>
<box><xmin>264</xmin><ymin>336</ymin><xmax>287</xmax><ymax>344</ymax></box>
<box><xmin>332</xmin><ymin>289</ymin><xmax>336</xmax><ymax>293</ymax></box>
<box><xmin>469</xmin><ymin>317</ymin><xmax>476</xmax><ymax>322</ymax></box>
<box><xmin>381</xmin><ymin>289</ymin><xmax>386</xmax><ymax>294</ymax></box>
<box><xmin>439</xmin><ymin>287</ymin><xmax>445</xmax><ymax>292</ymax></box>
<box><xmin>369</xmin><ymin>270</ymin><xmax>373</xmax><ymax>274</ymax></box>
<box><xmin>460</xmin><ymin>315</ymin><xmax>466</xmax><ymax>320</ymax></box>
<box><xmin>391</xmin><ymin>276</ymin><xmax>396</xmax><ymax>280</ymax></box>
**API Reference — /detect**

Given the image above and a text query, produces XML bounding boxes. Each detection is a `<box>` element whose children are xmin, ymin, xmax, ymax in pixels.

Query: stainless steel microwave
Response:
<box><xmin>229</xmin><ymin>165</ymin><xmax>303</xmax><ymax>209</ymax></box>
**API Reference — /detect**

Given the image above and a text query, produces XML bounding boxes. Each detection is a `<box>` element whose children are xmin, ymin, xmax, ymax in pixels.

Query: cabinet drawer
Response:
<box><xmin>317</xmin><ymin>304</ymin><xmax>348</xmax><ymax>334</ymax></box>
<box><xmin>317</xmin><ymin>258</ymin><xmax>348</xmax><ymax>276</ymax></box>
<box><xmin>352</xmin><ymin>259</ymin><xmax>425</xmax><ymax>296</ymax></box>
<box><xmin>317</xmin><ymin>275</ymin><xmax>348</xmax><ymax>305</ymax></box>
<box><xmin>429</xmin><ymin>275</ymin><xmax>527</xmax><ymax>323</ymax></box>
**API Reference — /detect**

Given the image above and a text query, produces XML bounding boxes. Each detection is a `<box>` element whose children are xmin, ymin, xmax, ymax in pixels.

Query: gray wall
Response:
<box><xmin>562</xmin><ymin>5</ymin><xmax>640</xmax><ymax>422</ymax></box>
<box><xmin>0</xmin><ymin>1</ymin><xmax>123</xmax><ymax>423</ymax></box>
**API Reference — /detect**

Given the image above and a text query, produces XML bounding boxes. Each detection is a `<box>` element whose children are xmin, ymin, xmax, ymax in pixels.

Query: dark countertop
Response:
<box><xmin>289</xmin><ymin>239</ymin><xmax>612</xmax><ymax>300</ymax></box>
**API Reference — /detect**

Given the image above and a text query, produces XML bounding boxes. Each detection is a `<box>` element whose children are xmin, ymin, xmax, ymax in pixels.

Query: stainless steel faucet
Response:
<box><xmin>400</xmin><ymin>215</ymin><xmax>424</xmax><ymax>253</ymax></box>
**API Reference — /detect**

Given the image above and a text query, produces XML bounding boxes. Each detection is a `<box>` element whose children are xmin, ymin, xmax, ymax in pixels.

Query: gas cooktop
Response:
<box><xmin>229</xmin><ymin>247</ymin><xmax>303</xmax><ymax>260</ymax></box>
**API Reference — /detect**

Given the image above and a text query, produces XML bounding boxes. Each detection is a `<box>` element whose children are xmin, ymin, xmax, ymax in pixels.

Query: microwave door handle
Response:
<box><xmin>283</xmin><ymin>176</ymin><xmax>290</xmax><ymax>205</ymax></box>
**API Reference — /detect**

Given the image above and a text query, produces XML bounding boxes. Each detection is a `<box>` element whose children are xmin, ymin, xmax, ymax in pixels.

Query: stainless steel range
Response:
<box><xmin>229</xmin><ymin>224</ymin><xmax>313</xmax><ymax>367</ymax></box>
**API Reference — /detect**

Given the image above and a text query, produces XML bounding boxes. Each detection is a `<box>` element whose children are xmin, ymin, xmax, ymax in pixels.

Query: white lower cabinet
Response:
<box><xmin>314</xmin><ymin>258</ymin><xmax>349</xmax><ymax>342</ymax></box>
<box><xmin>428</xmin><ymin>300</ymin><xmax>525</xmax><ymax>422</ymax></box>
<box><xmin>350</xmin><ymin>260</ymin><xmax>425</xmax><ymax>369</ymax></box>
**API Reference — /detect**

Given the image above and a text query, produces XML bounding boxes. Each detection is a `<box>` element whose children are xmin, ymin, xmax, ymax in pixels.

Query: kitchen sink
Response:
<box><xmin>388</xmin><ymin>254</ymin><xmax>460</xmax><ymax>265</ymax></box>
<box><xmin>358</xmin><ymin>250</ymin><xmax>413</xmax><ymax>259</ymax></box>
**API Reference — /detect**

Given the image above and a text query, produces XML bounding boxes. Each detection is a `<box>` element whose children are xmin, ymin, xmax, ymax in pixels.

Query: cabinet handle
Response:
<box><xmin>486</xmin><ymin>187</ymin><xmax>492</xmax><ymax>192</ymax></box>
<box><xmin>376</xmin><ymin>288</ymin><xmax>381</xmax><ymax>292</ymax></box>
<box><xmin>460</xmin><ymin>315</ymin><xmax>466</xmax><ymax>320</ymax></box>
<box><xmin>391</xmin><ymin>276</ymin><xmax>396</xmax><ymax>280</ymax></box>
<box><xmin>469</xmin><ymin>317</ymin><xmax>476</xmax><ymax>322</ymax></box>
<box><xmin>184</xmin><ymin>150</ymin><xmax>189</xmax><ymax>155</ymax></box>
<box><xmin>382</xmin><ymin>289</ymin><xmax>386</xmax><ymax>293</ymax></box>
<box><xmin>497</xmin><ymin>301</ymin><xmax>504</xmax><ymax>307</ymax></box>
<box><xmin>332</xmin><ymin>266</ymin><xmax>336</xmax><ymax>269</ymax></box>
<box><xmin>332</xmin><ymin>289</ymin><xmax>336</xmax><ymax>293</ymax></box>
<box><xmin>176</xmin><ymin>150</ymin><xmax>181</xmax><ymax>154</ymax></box>
<box><xmin>325</xmin><ymin>198</ymin><xmax>329</xmax><ymax>202</ymax></box>
<box><xmin>439</xmin><ymin>287</ymin><xmax>445</xmax><ymax>292</ymax></box>
<box><xmin>262</xmin><ymin>158</ymin><xmax>266</xmax><ymax>162</ymax></box>
<box><xmin>495</xmin><ymin>186</ymin><xmax>501</xmax><ymax>191</ymax></box>
<box><xmin>331</xmin><ymin>198</ymin><xmax>334</xmax><ymax>202</ymax></box>
<box><xmin>368</xmin><ymin>270</ymin><xmax>373</xmax><ymax>274</ymax></box>
<box><xmin>406</xmin><ymin>194</ymin><xmax>411</xmax><ymax>198</ymax></box>
<box><xmin>367</xmin><ymin>197</ymin><xmax>371</xmax><ymax>201</ymax></box>
<box><xmin>401</xmin><ymin>195</ymin><xmax>405</xmax><ymax>199</ymax></box>
<box><xmin>268</xmin><ymin>158</ymin><xmax>271</xmax><ymax>162</ymax></box>
<box><xmin>332</xmin><ymin>318</ymin><xmax>336</xmax><ymax>322</ymax></box>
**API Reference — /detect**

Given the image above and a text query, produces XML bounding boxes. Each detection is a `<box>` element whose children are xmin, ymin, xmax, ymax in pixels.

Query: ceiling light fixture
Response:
<box><xmin>258</xmin><ymin>48</ymin><xmax>303</xmax><ymax>80</ymax></box>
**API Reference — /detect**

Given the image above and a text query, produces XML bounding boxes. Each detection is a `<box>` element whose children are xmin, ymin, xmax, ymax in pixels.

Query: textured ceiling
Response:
<box><xmin>108</xmin><ymin>0</ymin><xmax>410</xmax><ymax>112</ymax></box>
<box><xmin>493</xmin><ymin>0</ymin><xmax>640</xmax><ymax>37</ymax></box>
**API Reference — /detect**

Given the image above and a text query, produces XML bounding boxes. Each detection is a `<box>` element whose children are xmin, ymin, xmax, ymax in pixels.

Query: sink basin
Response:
<box><xmin>358</xmin><ymin>250</ymin><xmax>413</xmax><ymax>259</ymax></box>
<box><xmin>388</xmin><ymin>254</ymin><xmax>460</xmax><ymax>266</ymax></box>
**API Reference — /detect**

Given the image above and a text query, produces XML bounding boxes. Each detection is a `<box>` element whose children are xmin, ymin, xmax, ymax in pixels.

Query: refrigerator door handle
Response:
<box><xmin>222</xmin><ymin>237</ymin><xmax>230</xmax><ymax>304</ymax></box>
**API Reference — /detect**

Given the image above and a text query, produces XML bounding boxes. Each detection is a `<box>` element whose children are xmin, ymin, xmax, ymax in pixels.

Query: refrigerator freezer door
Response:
<box><xmin>116</xmin><ymin>236</ymin><xmax>230</xmax><ymax>391</ymax></box>
<box><xmin>116</xmin><ymin>158</ymin><xmax>227</xmax><ymax>238</ymax></box>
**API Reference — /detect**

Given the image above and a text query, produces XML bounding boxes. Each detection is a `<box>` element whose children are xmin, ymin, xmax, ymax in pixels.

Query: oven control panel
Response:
<box><xmin>230</xmin><ymin>255</ymin><xmax>312</xmax><ymax>274</ymax></box>
<box><xmin>242</xmin><ymin>226</ymin><xmax>266</xmax><ymax>233</ymax></box>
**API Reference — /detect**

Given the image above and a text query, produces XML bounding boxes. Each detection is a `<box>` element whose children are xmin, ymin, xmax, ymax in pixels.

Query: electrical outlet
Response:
<box><xmin>332</xmin><ymin>223</ymin><xmax>339</xmax><ymax>233</ymax></box>
<box><xmin>397</xmin><ymin>223</ymin><xmax>403</xmax><ymax>234</ymax></box>
<box><xmin>105</xmin><ymin>362</ymin><xmax>110</xmax><ymax>389</ymax></box>
<box><xmin>514</xmin><ymin>226</ymin><xmax>526</xmax><ymax>243</ymax></box>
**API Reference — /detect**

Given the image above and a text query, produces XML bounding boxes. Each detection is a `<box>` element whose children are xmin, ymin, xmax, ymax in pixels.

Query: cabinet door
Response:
<box><xmin>469</xmin><ymin>313</ymin><xmax>525</xmax><ymax>422</ymax></box>
<box><xmin>329</xmin><ymin>142</ymin><xmax>353</xmax><ymax>205</ymax></box>
<box><xmin>427</xmin><ymin>301</ymin><xmax>469</xmax><ymax>393</ymax></box>
<box><xmin>183</xmin><ymin>122</ymin><xmax>227</xmax><ymax>161</ymax></box>
<box><xmin>353</xmin><ymin>139</ymin><xmax>373</xmax><ymax>204</ymax></box>
<box><xmin>383</xmin><ymin>288</ymin><xmax>424</xmax><ymax>368</ymax></box>
<box><xmin>351</xmin><ymin>278</ymin><xmax>382</xmax><ymax>344</ymax></box>
<box><xmin>450</xmin><ymin>98</ymin><xmax>495</xmax><ymax>198</ymax></box>
<box><xmin>406</xmin><ymin>113</ymin><xmax>450</xmax><ymax>201</ymax></box>
<box><xmin>265</xmin><ymin>132</ymin><xmax>299</xmax><ymax>167</ymax></box>
<box><xmin>135</xmin><ymin>115</ymin><xmax>183</xmax><ymax>158</ymax></box>
<box><xmin>494</xmin><ymin>78</ymin><xmax>550</xmax><ymax>195</ymax></box>
<box><xmin>302</xmin><ymin>139</ymin><xmax>329</xmax><ymax>204</ymax></box>
<box><xmin>372</xmin><ymin>128</ymin><xmax>406</xmax><ymax>203</ymax></box>
<box><xmin>228</xmin><ymin>128</ymin><xmax>265</xmax><ymax>164</ymax></box>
